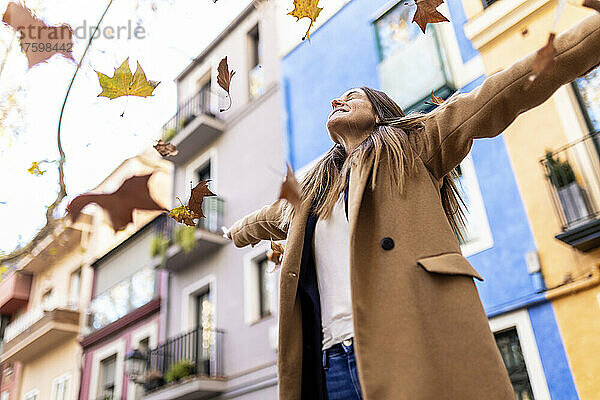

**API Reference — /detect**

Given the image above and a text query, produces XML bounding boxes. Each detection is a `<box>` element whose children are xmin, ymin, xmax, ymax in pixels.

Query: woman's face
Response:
<box><xmin>326</xmin><ymin>88</ymin><xmax>376</xmax><ymax>147</ymax></box>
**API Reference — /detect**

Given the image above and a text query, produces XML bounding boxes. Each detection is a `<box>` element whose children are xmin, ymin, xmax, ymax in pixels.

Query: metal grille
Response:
<box><xmin>482</xmin><ymin>0</ymin><xmax>500</xmax><ymax>8</ymax></box>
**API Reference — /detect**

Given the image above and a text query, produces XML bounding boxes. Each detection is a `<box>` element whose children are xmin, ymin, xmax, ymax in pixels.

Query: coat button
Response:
<box><xmin>381</xmin><ymin>237</ymin><xmax>394</xmax><ymax>250</ymax></box>
<box><xmin>287</xmin><ymin>272</ymin><xmax>297</xmax><ymax>278</ymax></box>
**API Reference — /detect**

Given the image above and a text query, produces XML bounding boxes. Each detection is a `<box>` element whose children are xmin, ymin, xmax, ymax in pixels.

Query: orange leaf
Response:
<box><xmin>429</xmin><ymin>90</ymin><xmax>444</xmax><ymax>105</ymax></box>
<box><xmin>279</xmin><ymin>163</ymin><xmax>301</xmax><ymax>209</ymax></box>
<box><xmin>2</xmin><ymin>2</ymin><xmax>75</xmax><ymax>69</ymax></box>
<box><xmin>412</xmin><ymin>0</ymin><xmax>449</xmax><ymax>34</ymax></box>
<box><xmin>67</xmin><ymin>174</ymin><xmax>167</xmax><ymax>232</ymax></box>
<box><xmin>267</xmin><ymin>239</ymin><xmax>286</xmax><ymax>266</ymax></box>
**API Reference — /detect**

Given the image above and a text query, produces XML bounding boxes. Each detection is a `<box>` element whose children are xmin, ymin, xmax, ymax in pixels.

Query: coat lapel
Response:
<box><xmin>348</xmin><ymin>152</ymin><xmax>375</xmax><ymax>239</ymax></box>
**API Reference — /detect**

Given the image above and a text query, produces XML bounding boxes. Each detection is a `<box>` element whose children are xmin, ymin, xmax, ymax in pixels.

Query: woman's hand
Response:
<box><xmin>222</xmin><ymin>226</ymin><xmax>232</xmax><ymax>240</ymax></box>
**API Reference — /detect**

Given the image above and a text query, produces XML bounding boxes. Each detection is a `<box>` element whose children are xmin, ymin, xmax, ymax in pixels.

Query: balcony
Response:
<box><xmin>1</xmin><ymin>297</ymin><xmax>79</xmax><ymax>363</ymax></box>
<box><xmin>155</xmin><ymin>197</ymin><xmax>228</xmax><ymax>272</ymax></box>
<box><xmin>0</xmin><ymin>271</ymin><xmax>32</xmax><ymax>316</ymax></box>
<box><xmin>540</xmin><ymin>131</ymin><xmax>600</xmax><ymax>252</ymax></box>
<box><xmin>143</xmin><ymin>327</ymin><xmax>226</xmax><ymax>400</ymax></box>
<box><xmin>161</xmin><ymin>87</ymin><xmax>225</xmax><ymax>165</ymax></box>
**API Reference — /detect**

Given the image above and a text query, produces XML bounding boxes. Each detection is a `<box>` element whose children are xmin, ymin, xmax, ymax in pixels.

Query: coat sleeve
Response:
<box><xmin>228</xmin><ymin>198</ymin><xmax>288</xmax><ymax>248</ymax></box>
<box><xmin>417</xmin><ymin>12</ymin><xmax>600</xmax><ymax>180</ymax></box>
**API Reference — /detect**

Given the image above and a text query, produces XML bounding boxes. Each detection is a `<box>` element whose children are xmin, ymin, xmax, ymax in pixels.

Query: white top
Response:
<box><xmin>313</xmin><ymin>192</ymin><xmax>354</xmax><ymax>350</ymax></box>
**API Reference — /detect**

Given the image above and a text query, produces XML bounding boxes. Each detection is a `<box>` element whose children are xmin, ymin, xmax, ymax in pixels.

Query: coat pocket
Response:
<box><xmin>417</xmin><ymin>252</ymin><xmax>484</xmax><ymax>281</ymax></box>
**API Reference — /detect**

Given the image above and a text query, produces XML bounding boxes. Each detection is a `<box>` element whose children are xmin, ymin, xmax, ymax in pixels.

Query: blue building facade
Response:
<box><xmin>279</xmin><ymin>0</ymin><xmax>578</xmax><ymax>398</ymax></box>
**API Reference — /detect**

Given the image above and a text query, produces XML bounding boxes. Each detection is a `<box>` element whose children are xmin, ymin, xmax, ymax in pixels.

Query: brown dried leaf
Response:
<box><xmin>429</xmin><ymin>90</ymin><xmax>444</xmax><ymax>105</ymax></box>
<box><xmin>279</xmin><ymin>163</ymin><xmax>301</xmax><ymax>209</ymax></box>
<box><xmin>412</xmin><ymin>0</ymin><xmax>449</xmax><ymax>34</ymax></box>
<box><xmin>154</xmin><ymin>139</ymin><xmax>179</xmax><ymax>157</ymax></box>
<box><xmin>583</xmin><ymin>0</ymin><xmax>600</xmax><ymax>13</ymax></box>
<box><xmin>67</xmin><ymin>174</ymin><xmax>167</xmax><ymax>232</ymax></box>
<box><xmin>2</xmin><ymin>2</ymin><xmax>75</xmax><ymax>68</ymax></box>
<box><xmin>188</xmin><ymin>180</ymin><xmax>216</xmax><ymax>218</ymax></box>
<box><xmin>267</xmin><ymin>239</ymin><xmax>286</xmax><ymax>266</ymax></box>
<box><xmin>217</xmin><ymin>56</ymin><xmax>235</xmax><ymax>111</ymax></box>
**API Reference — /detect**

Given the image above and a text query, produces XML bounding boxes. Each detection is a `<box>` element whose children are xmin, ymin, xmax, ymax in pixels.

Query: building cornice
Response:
<box><xmin>464</xmin><ymin>0</ymin><xmax>552</xmax><ymax>50</ymax></box>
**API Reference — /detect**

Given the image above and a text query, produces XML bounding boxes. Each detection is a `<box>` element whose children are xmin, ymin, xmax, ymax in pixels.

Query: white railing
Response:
<box><xmin>3</xmin><ymin>296</ymin><xmax>78</xmax><ymax>343</ymax></box>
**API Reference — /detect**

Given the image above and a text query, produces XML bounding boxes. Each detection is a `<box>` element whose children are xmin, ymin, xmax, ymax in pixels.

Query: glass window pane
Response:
<box><xmin>375</xmin><ymin>3</ymin><xmax>421</xmax><ymax>61</ymax></box>
<box><xmin>494</xmin><ymin>328</ymin><xmax>535</xmax><ymax>400</ymax></box>
<box><xmin>131</xmin><ymin>268</ymin><xmax>155</xmax><ymax>308</ymax></box>
<box><xmin>110</xmin><ymin>280</ymin><xmax>131</xmax><ymax>319</ymax></box>
<box><xmin>574</xmin><ymin>67</ymin><xmax>600</xmax><ymax>132</ymax></box>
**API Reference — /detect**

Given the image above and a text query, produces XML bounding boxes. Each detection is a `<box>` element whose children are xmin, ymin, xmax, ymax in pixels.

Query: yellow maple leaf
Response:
<box><xmin>28</xmin><ymin>161</ymin><xmax>46</xmax><ymax>176</ymax></box>
<box><xmin>0</xmin><ymin>266</ymin><xmax>7</xmax><ymax>283</ymax></box>
<box><xmin>96</xmin><ymin>58</ymin><xmax>160</xmax><ymax>100</ymax></box>
<box><xmin>288</xmin><ymin>0</ymin><xmax>323</xmax><ymax>41</ymax></box>
<box><xmin>168</xmin><ymin>205</ymin><xmax>200</xmax><ymax>227</ymax></box>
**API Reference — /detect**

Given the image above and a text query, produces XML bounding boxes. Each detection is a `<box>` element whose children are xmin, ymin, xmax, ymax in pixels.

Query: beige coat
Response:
<box><xmin>230</xmin><ymin>13</ymin><xmax>600</xmax><ymax>400</ymax></box>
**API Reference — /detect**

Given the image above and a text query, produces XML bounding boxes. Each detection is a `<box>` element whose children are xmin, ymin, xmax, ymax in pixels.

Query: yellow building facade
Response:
<box><xmin>461</xmin><ymin>0</ymin><xmax>600</xmax><ymax>398</ymax></box>
<box><xmin>0</xmin><ymin>150</ymin><xmax>172</xmax><ymax>400</ymax></box>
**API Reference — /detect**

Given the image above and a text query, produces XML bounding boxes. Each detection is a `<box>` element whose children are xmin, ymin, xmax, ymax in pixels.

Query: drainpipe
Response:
<box><xmin>545</xmin><ymin>263</ymin><xmax>600</xmax><ymax>300</ymax></box>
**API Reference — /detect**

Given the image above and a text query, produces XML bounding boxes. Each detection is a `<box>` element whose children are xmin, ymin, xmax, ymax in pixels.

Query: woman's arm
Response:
<box><xmin>227</xmin><ymin>198</ymin><xmax>288</xmax><ymax>248</ymax></box>
<box><xmin>418</xmin><ymin>12</ymin><xmax>600</xmax><ymax>180</ymax></box>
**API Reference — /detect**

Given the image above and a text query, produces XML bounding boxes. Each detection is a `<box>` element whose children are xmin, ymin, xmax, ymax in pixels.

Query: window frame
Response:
<box><xmin>488</xmin><ymin>309</ymin><xmax>551</xmax><ymax>400</ymax></box>
<box><xmin>88</xmin><ymin>339</ymin><xmax>125</xmax><ymax>400</ymax></box>
<box><xmin>571</xmin><ymin>67</ymin><xmax>600</xmax><ymax>134</ymax></box>
<box><xmin>24</xmin><ymin>390</ymin><xmax>39</xmax><ymax>400</ymax></box>
<box><xmin>51</xmin><ymin>373</ymin><xmax>71</xmax><ymax>400</ymax></box>
<box><xmin>243</xmin><ymin>242</ymin><xmax>279</xmax><ymax>326</ymax></box>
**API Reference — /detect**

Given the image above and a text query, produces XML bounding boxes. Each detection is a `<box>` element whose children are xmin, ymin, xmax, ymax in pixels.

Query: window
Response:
<box><xmin>1</xmin><ymin>391</ymin><xmax>8</xmax><ymax>400</ymax></box>
<box><xmin>257</xmin><ymin>256</ymin><xmax>275</xmax><ymax>318</ymax></box>
<box><xmin>69</xmin><ymin>268</ymin><xmax>81</xmax><ymax>307</ymax></box>
<box><xmin>195</xmin><ymin>289</ymin><xmax>213</xmax><ymax>375</ymax></box>
<box><xmin>248</xmin><ymin>24</ymin><xmax>265</xmax><ymax>99</ymax></box>
<box><xmin>51</xmin><ymin>374</ymin><xmax>70</xmax><ymax>400</ymax></box>
<box><xmin>482</xmin><ymin>0</ymin><xmax>501</xmax><ymax>9</ymax></box>
<box><xmin>99</xmin><ymin>354</ymin><xmax>117</xmax><ymax>399</ymax></box>
<box><xmin>495</xmin><ymin>328</ymin><xmax>535</xmax><ymax>400</ymax></box>
<box><xmin>572</xmin><ymin>66</ymin><xmax>600</xmax><ymax>132</ymax></box>
<box><xmin>373</xmin><ymin>1</ymin><xmax>452</xmax><ymax>110</ymax></box>
<box><xmin>450</xmin><ymin>153</ymin><xmax>494</xmax><ymax>256</ymax></box>
<box><xmin>24</xmin><ymin>391</ymin><xmax>39</xmax><ymax>400</ymax></box>
<box><xmin>41</xmin><ymin>288</ymin><xmax>54</xmax><ymax>310</ymax></box>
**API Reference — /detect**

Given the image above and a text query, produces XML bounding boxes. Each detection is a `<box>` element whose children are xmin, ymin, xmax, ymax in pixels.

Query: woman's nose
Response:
<box><xmin>331</xmin><ymin>98</ymin><xmax>344</xmax><ymax>109</ymax></box>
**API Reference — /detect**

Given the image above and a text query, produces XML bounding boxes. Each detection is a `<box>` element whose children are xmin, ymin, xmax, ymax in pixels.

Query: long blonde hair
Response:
<box><xmin>279</xmin><ymin>87</ymin><xmax>468</xmax><ymax>241</ymax></box>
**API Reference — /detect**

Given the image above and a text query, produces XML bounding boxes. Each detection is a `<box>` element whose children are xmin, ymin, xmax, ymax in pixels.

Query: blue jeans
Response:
<box><xmin>322</xmin><ymin>340</ymin><xmax>364</xmax><ymax>400</ymax></box>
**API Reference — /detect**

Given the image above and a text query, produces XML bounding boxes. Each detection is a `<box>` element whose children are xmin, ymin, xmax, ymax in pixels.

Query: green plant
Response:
<box><xmin>179</xmin><ymin>114</ymin><xmax>196</xmax><ymax>129</ymax></box>
<box><xmin>173</xmin><ymin>225</ymin><xmax>196</xmax><ymax>253</ymax></box>
<box><xmin>544</xmin><ymin>150</ymin><xmax>576</xmax><ymax>189</ymax></box>
<box><xmin>162</xmin><ymin>127</ymin><xmax>177</xmax><ymax>142</ymax></box>
<box><xmin>150</xmin><ymin>234</ymin><xmax>170</xmax><ymax>258</ymax></box>
<box><xmin>164</xmin><ymin>359</ymin><xmax>196</xmax><ymax>383</ymax></box>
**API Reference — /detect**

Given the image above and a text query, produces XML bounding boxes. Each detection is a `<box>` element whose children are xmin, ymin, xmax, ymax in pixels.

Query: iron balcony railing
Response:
<box><xmin>161</xmin><ymin>86</ymin><xmax>219</xmax><ymax>141</ymax></box>
<box><xmin>540</xmin><ymin>130</ymin><xmax>600</xmax><ymax>231</ymax></box>
<box><xmin>146</xmin><ymin>327</ymin><xmax>225</xmax><ymax>389</ymax></box>
<box><xmin>482</xmin><ymin>0</ymin><xmax>500</xmax><ymax>9</ymax></box>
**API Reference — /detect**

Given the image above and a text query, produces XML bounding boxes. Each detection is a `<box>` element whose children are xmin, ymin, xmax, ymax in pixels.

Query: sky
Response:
<box><xmin>0</xmin><ymin>0</ymin><xmax>254</xmax><ymax>253</ymax></box>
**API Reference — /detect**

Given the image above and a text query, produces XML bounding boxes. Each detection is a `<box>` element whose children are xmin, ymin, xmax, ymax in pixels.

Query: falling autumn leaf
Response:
<box><xmin>527</xmin><ymin>33</ymin><xmax>556</xmax><ymax>87</ymax></box>
<box><xmin>267</xmin><ymin>239</ymin><xmax>286</xmax><ymax>266</ymax></box>
<box><xmin>412</xmin><ymin>0</ymin><xmax>449</xmax><ymax>34</ymax></box>
<box><xmin>585</xmin><ymin>0</ymin><xmax>600</xmax><ymax>12</ymax></box>
<box><xmin>96</xmin><ymin>58</ymin><xmax>160</xmax><ymax>100</ymax></box>
<box><xmin>1</xmin><ymin>2</ymin><xmax>75</xmax><ymax>69</ymax></box>
<box><xmin>217</xmin><ymin>56</ymin><xmax>235</xmax><ymax>112</ymax></box>
<box><xmin>168</xmin><ymin>181</ymin><xmax>217</xmax><ymax>226</ymax></box>
<box><xmin>279</xmin><ymin>163</ymin><xmax>301</xmax><ymax>209</ymax></box>
<box><xmin>67</xmin><ymin>174</ymin><xmax>167</xmax><ymax>232</ymax></box>
<box><xmin>288</xmin><ymin>0</ymin><xmax>323</xmax><ymax>41</ymax></box>
<box><xmin>425</xmin><ymin>90</ymin><xmax>444</xmax><ymax>106</ymax></box>
<box><xmin>168</xmin><ymin>205</ymin><xmax>201</xmax><ymax>227</ymax></box>
<box><xmin>188</xmin><ymin>180</ymin><xmax>216</xmax><ymax>218</ymax></box>
<box><xmin>154</xmin><ymin>139</ymin><xmax>179</xmax><ymax>157</ymax></box>
<box><xmin>28</xmin><ymin>161</ymin><xmax>46</xmax><ymax>176</ymax></box>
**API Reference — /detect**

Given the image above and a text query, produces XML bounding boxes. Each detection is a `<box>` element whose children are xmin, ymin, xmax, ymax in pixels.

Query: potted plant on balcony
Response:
<box><xmin>164</xmin><ymin>359</ymin><xmax>196</xmax><ymax>384</ymax></box>
<box><xmin>179</xmin><ymin>113</ymin><xmax>196</xmax><ymax>129</ymax></box>
<box><xmin>544</xmin><ymin>150</ymin><xmax>592</xmax><ymax>227</ymax></box>
<box><xmin>144</xmin><ymin>370</ymin><xmax>165</xmax><ymax>391</ymax></box>
<box><xmin>162</xmin><ymin>127</ymin><xmax>177</xmax><ymax>142</ymax></box>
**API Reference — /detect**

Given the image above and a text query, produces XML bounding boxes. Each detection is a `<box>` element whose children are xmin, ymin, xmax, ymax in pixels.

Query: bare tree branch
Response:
<box><xmin>0</xmin><ymin>0</ymin><xmax>116</xmax><ymax>264</ymax></box>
